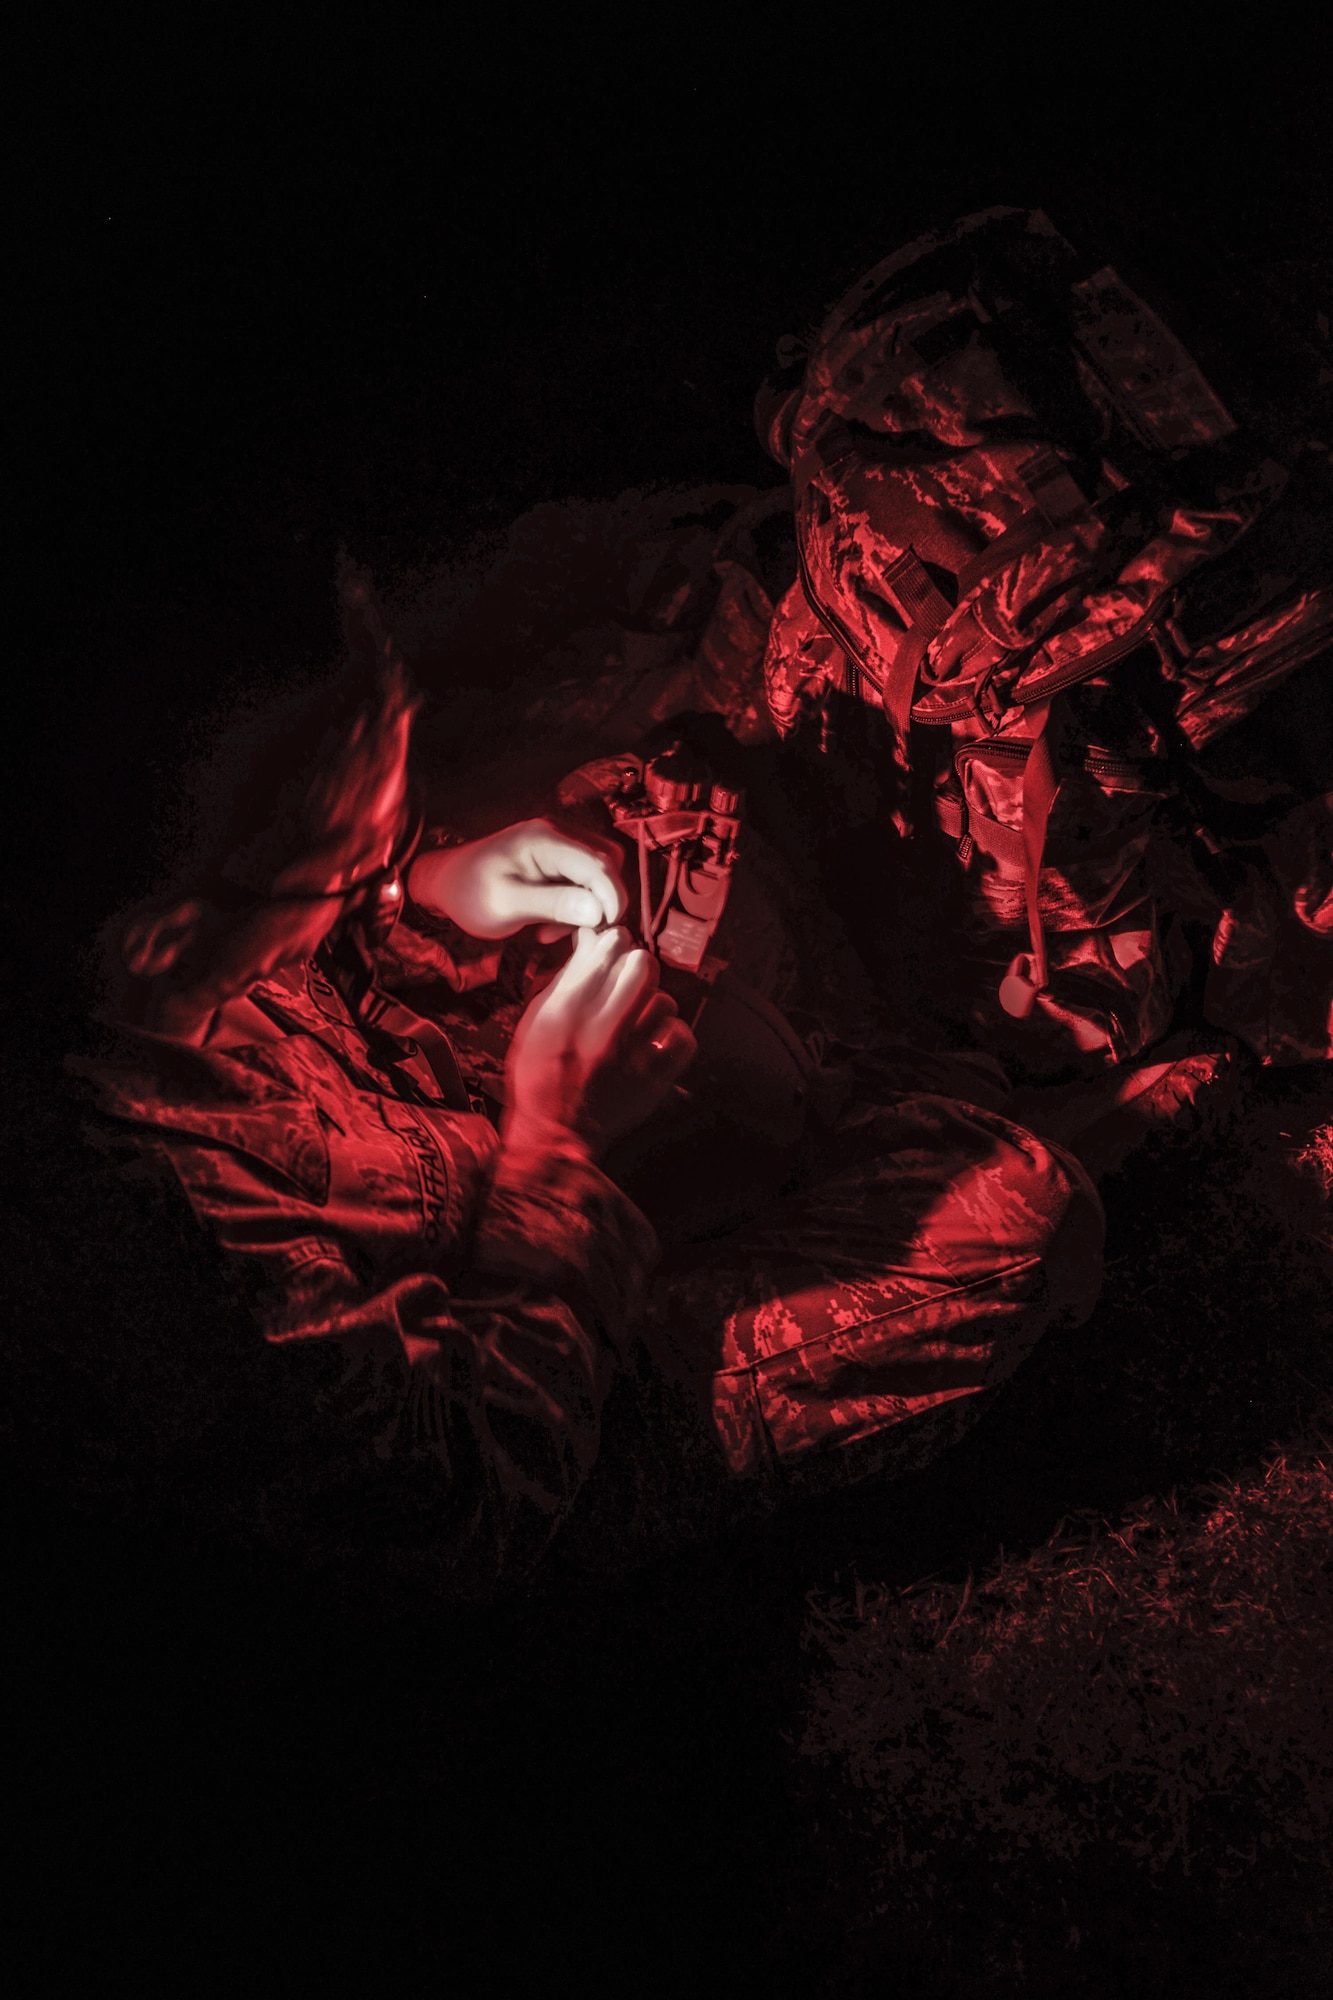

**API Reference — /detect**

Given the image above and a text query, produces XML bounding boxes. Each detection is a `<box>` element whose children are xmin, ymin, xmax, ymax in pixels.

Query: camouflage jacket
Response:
<box><xmin>70</xmin><ymin>959</ymin><xmax>657</xmax><ymax>1598</ymax></box>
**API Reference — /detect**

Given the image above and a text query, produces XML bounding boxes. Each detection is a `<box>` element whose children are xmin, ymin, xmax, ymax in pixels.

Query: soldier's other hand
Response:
<box><xmin>407</xmin><ymin>819</ymin><xmax>627</xmax><ymax>940</ymax></box>
<box><xmin>504</xmin><ymin>925</ymin><xmax>695</xmax><ymax>1157</ymax></box>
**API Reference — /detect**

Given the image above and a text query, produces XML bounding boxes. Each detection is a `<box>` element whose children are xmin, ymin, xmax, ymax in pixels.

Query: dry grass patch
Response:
<box><xmin>804</xmin><ymin>1436</ymin><xmax>1333</xmax><ymax>1882</ymax></box>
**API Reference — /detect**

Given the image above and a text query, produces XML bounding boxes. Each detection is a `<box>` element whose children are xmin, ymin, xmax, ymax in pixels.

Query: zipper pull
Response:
<box><xmin>999</xmin><ymin>952</ymin><xmax>1040</xmax><ymax>1019</ymax></box>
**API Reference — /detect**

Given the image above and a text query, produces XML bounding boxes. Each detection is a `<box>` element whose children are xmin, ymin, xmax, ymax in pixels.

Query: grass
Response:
<box><xmin>799</xmin><ymin>1441</ymin><xmax>1333</xmax><ymax>1982</ymax></box>
<box><xmin>784</xmin><ymin>1098</ymin><xmax>1333</xmax><ymax>1995</ymax></box>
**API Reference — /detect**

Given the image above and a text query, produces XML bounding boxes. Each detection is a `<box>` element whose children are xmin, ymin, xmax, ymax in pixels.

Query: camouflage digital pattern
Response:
<box><xmin>756</xmin><ymin>207</ymin><xmax>1333</xmax><ymax>1073</ymax></box>
<box><xmin>74</xmin><ymin>912</ymin><xmax>1101</xmax><ymax>1594</ymax></box>
<box><xmin>73</xmin><ymin>962</ymin><xmax>656</xmax><ymax>1594</ymax></box>
<box><xmin>645</xmin><ymin>1041</ymin><xmax>1102</xmax><ymax>1494</ymax></box>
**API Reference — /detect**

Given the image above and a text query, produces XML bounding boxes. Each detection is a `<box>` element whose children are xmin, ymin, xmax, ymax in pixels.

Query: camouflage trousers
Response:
<box><xmin>555</xmin><ymin>1043</ymin><xmax>1104</xmax><ymax>1579</ymax></box>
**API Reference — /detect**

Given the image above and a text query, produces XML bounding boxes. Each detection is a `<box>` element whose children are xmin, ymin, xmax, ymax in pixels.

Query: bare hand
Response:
<box><xmin>504</xmin><ymin>926</ymin><xmax>696</xmax><ymax>1156</ymax></box>
<box><xmin>408</xmin><ymin>819</ymin><xmax>628</xmax><ymax>941</ymax></box>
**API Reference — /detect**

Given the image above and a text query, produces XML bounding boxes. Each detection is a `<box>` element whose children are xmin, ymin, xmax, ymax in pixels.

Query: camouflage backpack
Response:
<box><xmin>757</xmin><ymin>207</ymin><xmax>1333</xmax><ymax>1073</ymax></box>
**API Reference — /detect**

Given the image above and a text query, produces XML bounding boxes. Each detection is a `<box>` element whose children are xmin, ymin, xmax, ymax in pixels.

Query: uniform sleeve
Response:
<box><xmin>156</xmin><ymin>1119</ymin><xmax>659</xmax><ymax>1599</ymax></box>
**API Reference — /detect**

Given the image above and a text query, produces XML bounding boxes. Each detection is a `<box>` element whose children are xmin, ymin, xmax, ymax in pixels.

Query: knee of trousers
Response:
<box><xmin>1033</xmin><ymin>1138</ymin><xmax>1105</xmax><ymax>1330</ymax></box>
<box><xmin>917</xmin><ymin>1097</ymin><xmax>1106</xmax><ymax>1329</ymax></box>
<box><xmin>911</xmin><ymin>1114</ymin><xmax>1105</xmax><ymax>1418</ymax></box>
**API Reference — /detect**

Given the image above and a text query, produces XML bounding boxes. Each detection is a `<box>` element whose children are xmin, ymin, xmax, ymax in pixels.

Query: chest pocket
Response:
<box><xmin>136</xmin><ymin>1097</ymin><xmax>333</xmax><ymax>1206</ymax></box>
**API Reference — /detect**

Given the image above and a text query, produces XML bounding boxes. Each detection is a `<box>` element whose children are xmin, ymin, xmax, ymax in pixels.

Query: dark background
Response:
<box><xmin>21</xmin><ymin>31</ymin><xmax>1333</xmax><ymax>970</ymax></box>
<box><xmin>10</xmin><ymin>23</ymin><xmax>1332</xmax><ymax>1991</ymax></box>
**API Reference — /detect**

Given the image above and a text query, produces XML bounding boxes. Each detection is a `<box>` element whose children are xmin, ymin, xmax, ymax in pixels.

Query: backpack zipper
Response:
<box><xmin>1009</xmin><ymin>597</ymin><xmax>1176</xmax><ymax>705</ymax></box>
<box><xmin>1174</xmin><ymin>601</ymin><xmax>1333</xmax><ymax>727</ymax></box>
<box><xmin>955</xmin><ymin>739</ymin><xmax>1165</xmax><ymax>786</ymax></box>
<box><xmin>1083</xmin><ymin>750</ymin><xmax>1168</xmax><ymax>786</ymax></box>
<box><xmin>796</xmin><ymin>537</ymin><xmax>885</xmax><ymax>697</ymax></box>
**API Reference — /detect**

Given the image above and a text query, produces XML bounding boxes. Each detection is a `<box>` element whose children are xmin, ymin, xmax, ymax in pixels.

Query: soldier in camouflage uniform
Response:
<box><xmin>72</xmin><ymin>574</ymin><xmax>1105</xmax><ymax>1600</ymax></box>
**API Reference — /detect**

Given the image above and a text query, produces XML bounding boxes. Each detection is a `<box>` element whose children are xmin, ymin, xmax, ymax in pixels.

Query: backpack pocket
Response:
<box><xmin>936</xmin><ymin>733</ymin><xmax>1178</xmax><ymax>1069</ymax></box>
